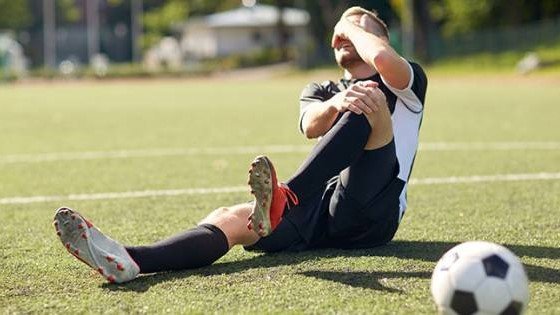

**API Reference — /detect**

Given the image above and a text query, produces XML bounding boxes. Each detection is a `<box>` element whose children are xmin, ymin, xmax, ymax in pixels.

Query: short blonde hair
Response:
<box><xmin>341</xmin><ymin>6</ymin><xmax>389</xmax><ymax>39</ymax></box>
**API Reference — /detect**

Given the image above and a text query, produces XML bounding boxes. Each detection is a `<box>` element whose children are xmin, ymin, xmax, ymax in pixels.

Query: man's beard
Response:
<box><xmin>336</xmin><ymin>51</ymin><xmax>364</xmax><ymax>69</ymax></box>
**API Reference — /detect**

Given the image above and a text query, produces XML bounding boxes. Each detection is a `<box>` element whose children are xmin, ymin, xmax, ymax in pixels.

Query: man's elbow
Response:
<box><xmin>302</xmin><ymin>124</ymin><xmax>320</xmax><ymax>139</ymax></box>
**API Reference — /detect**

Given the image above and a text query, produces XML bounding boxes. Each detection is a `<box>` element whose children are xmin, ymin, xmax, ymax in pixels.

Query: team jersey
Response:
<box><xmin>298</xmin><ymin>61</ymin><xmax>428</xmax><ymax>220</ymax></box>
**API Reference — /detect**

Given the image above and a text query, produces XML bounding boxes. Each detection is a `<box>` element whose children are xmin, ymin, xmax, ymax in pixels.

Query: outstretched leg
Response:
<box><xmin>54</xmin><ymin>203</ymin><xmax>259</xmax><ymax>283</ymax></box>
<box><xmin>54</xmin><ymin>207</ymin><xmax>141</xmax><ymax>283</ymax></box>
<box><xmin>126</xmin><ymin>203</ymin><xmax>256</xmax><ymax>273</ymax></box>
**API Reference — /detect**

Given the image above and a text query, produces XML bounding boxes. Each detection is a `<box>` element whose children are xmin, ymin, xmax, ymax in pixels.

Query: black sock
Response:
<box><xmin>126</xmin><ymin>224</ymin><xmax>229</xmax><ymax>274</ymax></box>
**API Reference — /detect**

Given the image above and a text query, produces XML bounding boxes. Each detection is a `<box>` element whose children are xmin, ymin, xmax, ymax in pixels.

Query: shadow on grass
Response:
<box><xmin>102</xmin><ymin>240</ymin><xmax>559</xmax><ymax>292</ymax></box>
<box><xmin>299</xmin><ymin>270</ymin><xmax>431</xmax><ymax>293</ymax></box>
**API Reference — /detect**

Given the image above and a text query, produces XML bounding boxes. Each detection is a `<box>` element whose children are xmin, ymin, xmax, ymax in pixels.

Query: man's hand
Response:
<box><xmin>326</xmin><ymin>80</ymin><xmax>386</xmax><ymax>115</ymax></box>
<box><xmin>331</xmin><ymin>18</ymin><xmax>353</xmax><ymax>49</ymax></box>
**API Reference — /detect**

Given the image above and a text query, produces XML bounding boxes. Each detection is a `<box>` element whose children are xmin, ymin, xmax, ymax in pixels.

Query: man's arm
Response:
<box><xmin>300</xmin><ymin>100</ymin><xmax>339</xmax><ymax>139</ymax></box>
<box><xmin>332</xmin><ymin>16</ymin><xmax>411</xmax><ymax>90</ymax></box>
<box><xmin>300</xmin><ymin>82</ymin><xmax>380</xmax><ymax>139</ymax></box>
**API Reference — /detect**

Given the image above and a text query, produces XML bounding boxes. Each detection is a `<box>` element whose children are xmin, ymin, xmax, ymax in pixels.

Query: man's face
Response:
<box><xmin>334</xmin><ymin>13</ymin><xmax>384</xmax><ymax>69</ymax></box>
<box><xmin>334</xmin><ymin>14</ymin><xmax>364</xmax><ymax>69</ymax></box>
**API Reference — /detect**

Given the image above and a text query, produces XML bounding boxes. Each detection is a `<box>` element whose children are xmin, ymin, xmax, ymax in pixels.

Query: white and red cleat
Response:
<box><xmin>247</xmin><ymin>156</ymin><xmax>298</xmax><ymax>237</ymax></box>
<box><xmin>53</xmin><ymin>207</ymin><xmax>140</xmax><ymax>283</ymax></box>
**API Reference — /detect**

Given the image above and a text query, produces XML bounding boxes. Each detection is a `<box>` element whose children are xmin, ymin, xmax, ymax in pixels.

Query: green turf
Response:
<box><xmin>1</xmin><ymin>73</ymin><xmax>559</xmax><ymax>314</ymax></box>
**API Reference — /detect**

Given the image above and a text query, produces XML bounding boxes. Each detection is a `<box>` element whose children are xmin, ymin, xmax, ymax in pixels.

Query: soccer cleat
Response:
<box><xmin>53</xmin><ymin>207</ymin><xmax>140</xmax><ymax>284</ymax></box>
<box><xmin>247</xmin><ymin>156</ymin><xmax>298</xmax><ymax>237</ymax></box>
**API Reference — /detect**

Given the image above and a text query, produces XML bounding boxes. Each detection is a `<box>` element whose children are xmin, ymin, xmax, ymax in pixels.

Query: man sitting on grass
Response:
<box><xmin>54</xmin><ymin>6</ymin><xmax>427</xmax><ymax>283</ymax></box>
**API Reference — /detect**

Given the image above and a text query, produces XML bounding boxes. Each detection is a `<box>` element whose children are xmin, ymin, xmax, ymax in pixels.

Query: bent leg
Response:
<box><xmin>127</xmin><ymin>203</ymin><xmax>258</xmax><ymax>274</ymax></box>
<box><xmin>328</xmin><ymin>99</ymin><xmax>399</xmax><ymax>238</ymax></box>
<box><xmin>329</xmin><ymin>140</ymin><xmax>398</xmax><ymax>232</ymax></box>
<box><xmin>286</xmin><ymin>112</ymin><xmax>371</xmax><ymax>203</ymax></box>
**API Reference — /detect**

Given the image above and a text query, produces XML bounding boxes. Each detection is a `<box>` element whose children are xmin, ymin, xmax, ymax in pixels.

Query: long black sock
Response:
<box><xmin>286</xmin><ymin>111</ymin><xmax>371</xmax><ymax>203</ymax></box>
<box><xmin>126</xmin><ymin>224</ymin><xmax>229</xmax><ymax>274</ymax></box>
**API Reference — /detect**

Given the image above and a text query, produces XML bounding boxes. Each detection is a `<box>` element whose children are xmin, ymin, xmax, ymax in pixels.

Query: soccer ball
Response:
<box><xmin>431</xmin><ymin>241</ymin><xmax>529</xmax><ymax>315</ymax></box>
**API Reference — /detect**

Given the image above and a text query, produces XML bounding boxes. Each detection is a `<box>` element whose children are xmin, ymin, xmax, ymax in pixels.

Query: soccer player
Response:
<box><xmin>54</xmin><ymin>7</ymin><xmax>427</xmax><ymax>283</ymax></box>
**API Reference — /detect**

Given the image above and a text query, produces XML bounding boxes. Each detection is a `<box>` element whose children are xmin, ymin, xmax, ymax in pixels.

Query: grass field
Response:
<box><xmin>1</xmin><ymin>71</ymin><xmax>559</xmax><ymax>314</ymax></box>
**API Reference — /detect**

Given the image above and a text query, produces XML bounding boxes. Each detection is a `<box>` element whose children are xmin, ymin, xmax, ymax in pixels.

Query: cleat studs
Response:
<box><xmin>53</xmin><ymin>221</ymin><xmax>58</xmax><ymax>227</ymax></box>
<box><xmin>74</xmin><ymin>249</ymin><xmax>80</xmax><ymax>255</ymax></box>
<box><xmin>70</xmin><ymin>214</ymin><xmax>77</xmax><ymax>220</ymax></box>
<box><xmin>107</xmin><ymin>275</ymin><xmax>115</xmax><ymax>283</ymax></box>
<box><xmin>97</xmin><ymin>268</ymin><xmax>104</xmax><ymax>275</ymax></box>
<box><xmin>85</xmin><ymin>220</ymin><xmax>93</xmax><ymax>228</ymax></box>
<box><xmin>264</xmin><ymin>179</ymin><xmax>270</xmax><ymax>184</ymax></box>
<box><xmin>106</xmin><ymin>256</ymin><xmax>115</xmax><ymax>262</ymax></box>
<box><xmin>116</xmin><ymin>263</ymin><xmax>124</xmax><ymax>271</ymax></box>
<box><xmin>81</xmin><ymin>233</ymin><xmax>87</xmax><ymax>240</ymax></box>
<box><xmin>77</xmin><ymin>223</ymin><xmax>84</xmax><ymax>229</ymax></box>
<box><xmin>65</xmin><ymin>243</ymin><xmax>71</xmax><ymax>250</ymax></box>
<box><xmin>258</xmin><ymin>222</ymin><xmax>264</xmax><ymax>230</ymax></box>
<box><xmin>56</xmin><ymin>231</ymin><xmax>62</xmax><ymax>236</ymax></box>
<box><xmin>247</xmin><ymin>222</ymin><xmax>253</xmax><ymax>230</ymax></box>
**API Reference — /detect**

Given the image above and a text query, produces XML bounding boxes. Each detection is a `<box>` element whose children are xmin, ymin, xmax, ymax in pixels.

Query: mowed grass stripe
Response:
<box><xmin>2</xmin><ymin>141</ymin><xmax>560</xmax><ymax>164</ymax></box>
<box><xmin>2</xmin><ymin>171</ymin><xmax>559</xmax><ymax>205</ymax></box>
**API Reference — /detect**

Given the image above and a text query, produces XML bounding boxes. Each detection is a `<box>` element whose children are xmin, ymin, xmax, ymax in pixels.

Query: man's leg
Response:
<box><xmin>327</xmin><ymin>93</ymin><xmax>400</xmax><ymax>243</ymax></box>
<box><xmin>55</xmin><ymin>203</ymin><xmax>259</xmax><ymax>283</ymax></box>
<box><xmin>246</xmin><ymin>112</ymin><xmax>374</xmax><ymax>237</ymax></box>
<box><xmin>286</xmin><ymin>111</ymin><xmax>372</xmax><ymax>203</ymax></box>
<box><xmin>126</xmin><ymin>203</ymin><xmax>257</xmax><ymax>273</ymax></box>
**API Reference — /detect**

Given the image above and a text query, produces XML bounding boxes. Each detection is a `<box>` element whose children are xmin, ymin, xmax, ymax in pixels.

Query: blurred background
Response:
<box><xmin>0</xmin><ymin>0</ymin><xmax>559</xmax><ymax>81</ymax></box>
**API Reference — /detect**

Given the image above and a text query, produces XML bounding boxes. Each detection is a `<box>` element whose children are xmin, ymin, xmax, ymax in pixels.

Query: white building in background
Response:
<box><xmin>178</xmin><ymin>4</ymin><xmax>310</xmax><ymax>60</ymax></box>
<box><xmin>0</xmin><ymin>34</ymin><xmax>27</xmax><ymax>77</ymax></box>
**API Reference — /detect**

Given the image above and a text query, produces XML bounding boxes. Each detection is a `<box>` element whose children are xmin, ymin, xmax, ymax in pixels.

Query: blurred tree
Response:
<box><xmin>142</xmin><ymin>0</ymin><xmax>189</xmax><ymax>49</ymax></box>
<box><xmin>188</xmin><ymin>0</ymin><xmax>240</xmax><ymax>15</ymax></box>
<box><xmin>57</xmin><ymin>0</ymin><xmax>81</xmax><ymax>24</ymax></box>
<box><xmin>431</xmin><ymin>0</ymin><xmax>560</xmax><ymax>37</ymax></box>
<box><xmin>0</xmin><ymin>0</ymin><xmax>32</xmax><ymax>30</ymax></box>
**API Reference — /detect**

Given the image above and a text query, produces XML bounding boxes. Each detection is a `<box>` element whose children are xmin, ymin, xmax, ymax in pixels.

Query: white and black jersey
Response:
<box><xmin>299</xmin><ymin>61</ymin><xmax>428</xmax><ymax>220</ymax></box>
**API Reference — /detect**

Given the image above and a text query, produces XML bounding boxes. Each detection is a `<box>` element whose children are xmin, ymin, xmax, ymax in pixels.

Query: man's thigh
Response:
<box><xmin>327</xmin><ymin>139</ymin><xmax>401</xmax><ymax>241</ymax></box>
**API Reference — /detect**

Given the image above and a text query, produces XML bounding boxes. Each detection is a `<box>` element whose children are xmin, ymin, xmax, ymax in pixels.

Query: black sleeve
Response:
<box><xmin>409</xmin><ymin>63</ymin><xmax>428</xmax><ymax>105</ymax></box>
<box><xmin>298</xmin><ymin>81</ymin><xmax>335</xmax><ymax>133</ymax></box>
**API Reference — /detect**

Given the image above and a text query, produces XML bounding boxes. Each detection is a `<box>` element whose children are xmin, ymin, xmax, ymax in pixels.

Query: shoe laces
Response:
<box><xmin>278</xmin><ymin>183</ymin><xmax>299</xmax><ymax>208</ymax></box>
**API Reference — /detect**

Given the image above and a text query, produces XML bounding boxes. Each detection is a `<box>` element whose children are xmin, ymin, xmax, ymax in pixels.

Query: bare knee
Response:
<box><xmin>199</xmin><ymin>204</ymin><xmax>259</xmax><ymax>248</ymax></box>
<box><xmin>364</xmin><ymin>103</ymin><xmax>393</xmax><ymax>150</ymax></box>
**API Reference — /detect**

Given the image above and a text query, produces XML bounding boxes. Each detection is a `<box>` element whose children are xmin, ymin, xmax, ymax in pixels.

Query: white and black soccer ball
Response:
<box><xmin>431</xmin><ymin>241</ymin><xmax>529</xmax><ymax>315</ymax></box>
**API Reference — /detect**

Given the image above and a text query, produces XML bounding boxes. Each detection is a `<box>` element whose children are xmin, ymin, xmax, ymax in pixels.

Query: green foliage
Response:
<box><xmin>57</xmin><ymin>0</ymin><xmax>81</xmax><ymax>23</ymax></box>
<box><xmin>142</xmin><ymin>0</ymin><xmax>189</xmax><ymax>49</ymax></box>
<box><xmin>431</xmin><ymin>0</ymin><xmax>560</xmax><ymax>37</ymax></box>
<box><xmin>431</xmin><ymin>0</ymin><xmax>493</xmax><ymax>36</ymax></box>
<box><xmin>0</xmin><ymin>0</ymin><xmax>32</xmax><ymax>29</ymax></box>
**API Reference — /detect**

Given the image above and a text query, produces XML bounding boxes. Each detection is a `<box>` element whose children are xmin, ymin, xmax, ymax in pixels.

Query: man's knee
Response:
<box><xmin>199</xmin><ymin>203</ymin><xmax>258</xmax><ymax>247</ymax></box>
<box><xmin>363</xmin><ymin>105</ymin><xmax>393</xmax><ymax>150</ymax></box>
<box><xmin>201</xmin><ymin>206</ymin><xmax>247</xmax><ymax>225</ymax></box>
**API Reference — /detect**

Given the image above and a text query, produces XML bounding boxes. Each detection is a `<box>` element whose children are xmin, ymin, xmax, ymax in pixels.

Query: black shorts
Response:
<box><xmin>245</xmin><ymin>140</ymin><xmax>405</xmax><ymax>252</ymax></box>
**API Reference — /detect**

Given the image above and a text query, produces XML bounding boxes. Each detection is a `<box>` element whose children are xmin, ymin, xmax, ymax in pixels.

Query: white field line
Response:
<box><xmin>1</xmin><ymin>142</ymin><xmax>560</xmax><ymax>164</ymax></box>
<box><xmin>0</xmin><ymin>145</ymin><xmax>313</xmax><ymax>164</ymax></box>
<box><xmin>2</xmin><ymin>172</ymin><xmax>559</xmax><ymax>205</ymax></box>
